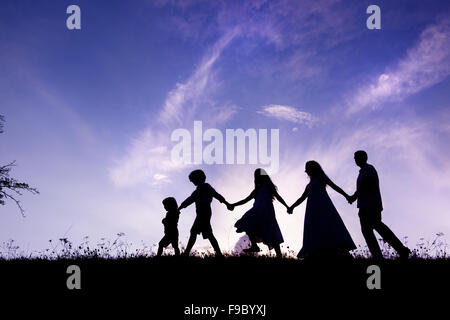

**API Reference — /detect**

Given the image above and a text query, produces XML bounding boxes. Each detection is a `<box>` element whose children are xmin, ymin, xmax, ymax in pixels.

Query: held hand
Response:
<box><xmin>346</xmin><ymin>195</ymin><xmax>355</xmax><ymax>205</ymax></box>
<box><xmin>226</xmin><ymin>203</ymin><xmax>235</xmax><ymax>211</ymax></box>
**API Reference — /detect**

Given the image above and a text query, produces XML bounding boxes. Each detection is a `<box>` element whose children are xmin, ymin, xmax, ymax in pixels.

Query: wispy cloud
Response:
<box><xmin>258</xmin><ymin>104</ymin><xmax>317</xmax><ymax>126</ymax></box>
<box><xmin>152</xmin><ymin>0</ymin><xmax>358</xmax><ymax>82</ymax></box>
<box><xmin>158</xmin><ymin>28</ymin><xmax>240</xmax><ymax>126</ymax></box>
<box><xmin>111</xmin><ymin>28</ymin><xmax>240</xmax><ymax>187</ymax></box>
<box><xmin>347</xmin><ymin>17</ymin><xmax>450</xmax><ymax>114</ymax></box>
<box><xmin>109</xmin><ymin>129</ymin><xmax>183</xmax><ymax>187</ymax></box>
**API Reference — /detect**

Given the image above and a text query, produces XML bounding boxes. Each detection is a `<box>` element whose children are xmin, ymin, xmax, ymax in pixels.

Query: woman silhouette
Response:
<box><xmin>231</xmin><ymin>168</ymin><xmax>289</xmax><ymax>258</ymax></box>
<box><xmin>289</xmin><ymin>161</ymin><xmax>356</xmax><ymax>258</ymax></box>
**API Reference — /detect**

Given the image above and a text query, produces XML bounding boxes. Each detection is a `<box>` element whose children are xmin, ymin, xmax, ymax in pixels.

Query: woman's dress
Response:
<box><xmin>298</xmin><ymin>178</ymin><xmax>356</xmax><ymax>258</ymax></box>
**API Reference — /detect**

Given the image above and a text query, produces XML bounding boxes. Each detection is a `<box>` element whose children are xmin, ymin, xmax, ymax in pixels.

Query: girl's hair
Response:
<box><xmin>254</xmin><ymin>168</ymin><xmax>277</xmax><ymax>200</ymax></box>
<box><xmin>162</xmin><ymin>197</ymin><xmax>178</xmax><ymax>210</ymax></box>
<box><xmin>305</xmin><ymin>161</ymin><xmax>329</xmax><ymax>181</ymax></box>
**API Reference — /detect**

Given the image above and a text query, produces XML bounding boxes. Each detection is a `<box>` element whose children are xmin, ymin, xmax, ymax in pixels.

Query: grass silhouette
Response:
<box><xmin>1</xmin><ymin>233</ymin><xmax>449</xmax><ymax>301</ymax></box>
<box><xmin>0</xmin><ymin>232</ymin><xmax>447</xmax><ymax>261</ymax></box>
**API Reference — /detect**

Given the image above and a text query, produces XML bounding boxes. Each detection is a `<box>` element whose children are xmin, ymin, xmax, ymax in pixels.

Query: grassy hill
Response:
<box><xmin>1</xmin><ymin>255</ymin><xmax>449</xmax><ymax>317</ymax></box>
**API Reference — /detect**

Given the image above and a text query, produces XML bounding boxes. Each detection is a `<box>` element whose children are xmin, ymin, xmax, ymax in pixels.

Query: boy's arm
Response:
<box><xmin>208</xmin><ymin>184</ymin><xmax>228</xmax><ymax>204</ymax></box>
<box><xmin>178</xmin><ymin>191</ymin><xmax>196</xmax><ymax>210</ymax></box>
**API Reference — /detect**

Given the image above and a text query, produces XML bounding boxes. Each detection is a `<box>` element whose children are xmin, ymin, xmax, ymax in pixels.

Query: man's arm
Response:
<box><xmin>350</xmin><ymin>169</ymin><xmax>366</xmax><ymax>204</ymax></box>
<box><xmin>350</xmin><ymin>166</ymin><xmax>377</xmax><ymax>204</ymax></box>
<box><xmin>357</xmin><ymin>166</ymin><xmax>377</xmax><ymax>191</ymax></box>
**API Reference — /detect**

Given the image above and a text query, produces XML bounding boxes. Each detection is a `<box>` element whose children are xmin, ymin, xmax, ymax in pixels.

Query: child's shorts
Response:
<box><xmin>191</xmin><ymin>219</ymin><xmax>213</xmax><ymax>239</ymax></box>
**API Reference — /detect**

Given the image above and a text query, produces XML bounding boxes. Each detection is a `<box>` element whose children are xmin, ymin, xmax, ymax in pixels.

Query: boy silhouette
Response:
<box><xmin>178</xmin><ymin>169</ymin><xmax>232</xmax><ymax>257</ymax></box>
<box><xmin>349</xmin><ymin>150</ymin><xmax>411</xmax><ymax>260</ymax></box>
<box><xmin>157</xmin><ymin>197</ymin><xmax>181</xmax><ymax>256</ymax></box>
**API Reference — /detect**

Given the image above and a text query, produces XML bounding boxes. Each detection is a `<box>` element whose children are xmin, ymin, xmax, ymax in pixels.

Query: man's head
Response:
<box><xmin>188</xmin><ymin>169</ymin><xmax>206</xmax><ymax>186</ymax></box>
<box><xmin>354</xmin><ymin>150</ymin><xmax>368</xmax><ymax>167</ymax></box>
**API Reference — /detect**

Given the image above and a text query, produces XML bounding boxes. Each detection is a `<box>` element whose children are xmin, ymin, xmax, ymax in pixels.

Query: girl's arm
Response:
<box><xmin>232</xmin><ymin>190</ymin><xmax>256</xmax><ymax>207</ymax></box>
<box><xmin>274</xmin><ymin>189</ymin><xmax>289</xmax><ymax>209</ymax></box>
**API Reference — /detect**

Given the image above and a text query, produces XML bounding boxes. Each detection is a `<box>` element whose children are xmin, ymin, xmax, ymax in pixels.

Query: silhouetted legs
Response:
<box><xmin>183</xmin><ymin>233</ymin><xmax>197</xmax><ymax>256</ymax></box>
<box><xmin>273</xmin><ymin>244</ymin><xmax>282</xmax><ymax>259</ymax></box>
<box><xmin>172</xmin><ymin>241</ymin><xmax>180</xmax><ymax>256</ymax></box>
<box><xmin>157</xmin><ymin>236</ymin><xmax>180</xmax><ymax>257</ymax></box>
<box><xmin>359</xmin><ymin>209</ymin><xmax>409</xmax><ymax>259</ymax></box>
<box><xmin>207</xmin><ymin>234</ymin><xmax>223</xmax><ymax>257</ymax></box>
<box><xmin>244</xmin><ymin>234</ymin><xmax>282</xmax><ymax>258</ymax></box>
<box><xmin>243</xmin><ymin>235</ymin><xmax>261</xmax><ymax>252</ymax></box>
<box><xmin>157</xmin><ymin>246</ymin><xmax>163</xmax><ymax>257</ymax></box>
<box><xmin>183</xmin><ymin>232</ymin><xmax>222</xmax><ymax>257</ymax></box>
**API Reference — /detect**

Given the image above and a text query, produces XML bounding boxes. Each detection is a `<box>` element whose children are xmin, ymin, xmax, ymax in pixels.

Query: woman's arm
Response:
<box><xmin>232</xmin><ymin>190</ymin><xmax>256</xmax><ymax>207</ymax></box>
<box><xmin>289</xmin><ymin>188</ymin><xmax>308</xmax><ymax>213</ymax></box>
<box><xmin>325</xmin><ymin>177</ymin><xmax>350</xmax><ymax>200</ymax></box>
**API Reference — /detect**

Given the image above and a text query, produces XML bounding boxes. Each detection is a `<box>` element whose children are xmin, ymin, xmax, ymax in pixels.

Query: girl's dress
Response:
<box><xmin>235</xmin><ymin>183</ymin><xmax>284</xmax><ymax>248</ymax></box>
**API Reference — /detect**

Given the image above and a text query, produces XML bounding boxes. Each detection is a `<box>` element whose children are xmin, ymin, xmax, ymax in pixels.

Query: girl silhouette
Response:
<box><xmin>288</xmin><ymin>161</ymin><xmax>356</xmax><ymax>258</ymax></box>
<box><xmin>231</xmin><ymin>168</ymin><xmax>289</xmax><ymax>258</ymax></box>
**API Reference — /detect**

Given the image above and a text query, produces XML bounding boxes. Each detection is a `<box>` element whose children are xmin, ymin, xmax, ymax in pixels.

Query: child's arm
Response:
<box><xmin>208</xmin><ymin>184</ymin><xmax>228</xmax><ymax>205</ymax></box>
<box><xmin>273</xmin><ymin>189</ymin><xmax>289</xmax><ymax>209</ymax></box>
<box><xmin>178</xmin><ymin>191</ymin><xmax>196</xmax><ymax>210</ymax></box>
<box><xmin>232</xmin><ymin>190</ymin><xmax>256</xmax><ymax>207</ymax></box>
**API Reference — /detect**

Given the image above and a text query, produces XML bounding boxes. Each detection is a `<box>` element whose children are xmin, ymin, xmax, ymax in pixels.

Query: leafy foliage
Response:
<box><xmin>0</xmin><ymin>115</ymin><xmax>39</xmax><ymax>216</ymax></box>
<box><xmin>0</xmin><ymin>161</ymin><xmax>39</xmax><ymax>217</ymax></box>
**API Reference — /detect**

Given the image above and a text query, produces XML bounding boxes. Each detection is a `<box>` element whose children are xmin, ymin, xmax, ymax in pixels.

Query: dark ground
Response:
<box><xmin>1</xmin><ymin>256</ymin><xmax>449</xmax><ymax>317</ymax></box>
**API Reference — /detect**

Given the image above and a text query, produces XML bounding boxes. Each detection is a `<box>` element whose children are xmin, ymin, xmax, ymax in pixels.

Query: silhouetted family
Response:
<box><xmin>157</xmin><ymin>150</ymin><xmax>411</xmax><ymax>260</ymax></box>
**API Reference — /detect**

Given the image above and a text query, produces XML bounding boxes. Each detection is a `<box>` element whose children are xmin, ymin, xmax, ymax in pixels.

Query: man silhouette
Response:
<box><xmin>349</xmin><ymin>150</ymin><xmax>410</xmax><ymax>260</ymax></box>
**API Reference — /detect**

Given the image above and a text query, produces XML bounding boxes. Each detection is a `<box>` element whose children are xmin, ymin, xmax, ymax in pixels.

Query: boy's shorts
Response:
<box><xmin>191</xmin><ymin>218</ymin><xmax>213</xmax><ymax>239</ymax></box>
<box><xmin>191</xmin><ymin>206</ymin><xmax>213</xmax><ymax>239</ymax></box>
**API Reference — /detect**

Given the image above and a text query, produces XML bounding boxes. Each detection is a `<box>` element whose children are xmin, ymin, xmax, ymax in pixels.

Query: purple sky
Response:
<box><xmin>1</xmin><ymin>0</ymin><xmax>449</xmax><ymax>256</ymax></box>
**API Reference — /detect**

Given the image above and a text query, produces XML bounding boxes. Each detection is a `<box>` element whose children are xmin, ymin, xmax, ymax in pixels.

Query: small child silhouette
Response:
<box><xmin>179</xmin><ymin>169</ymin><xmax>233</xmax><ymax>257</ymax></box>
<box><xmin>157</xmin><ymin>197</ymin><xmax>180</xmax><ymax>256</ymax></box>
